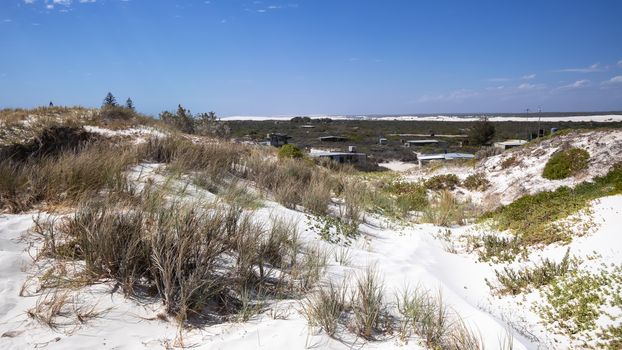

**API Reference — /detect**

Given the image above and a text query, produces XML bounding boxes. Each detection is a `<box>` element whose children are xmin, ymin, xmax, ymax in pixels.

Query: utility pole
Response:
<box><xmin>538</xmin><ymin>106</ymin><xmax>542</xmax><ymax>138</ymax></box>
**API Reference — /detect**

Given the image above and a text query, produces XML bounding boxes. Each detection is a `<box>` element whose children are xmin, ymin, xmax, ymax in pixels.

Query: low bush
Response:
<box><xmin>277</xmin><ymin>144</ymin><xmax>304</xmax><ymax>159</ymax></box>
<box><xmin>485</xmin><ymin>163</ymin><xmax>622</xmax><ymax>245</ymax></box>
<box><xmin>542</xmin><ymin>147</ymin><xmax>590</xmax><ymax>180</ymax></box>
<box><xmin>384</xmin><ymin>181</ymin><xmax>428</xmax><ymax>216</ymax></box>
<box><xmin>425</xmin><ymin>174</ymin><xmax>460</xmax><ymax>191</ymax></box>
<box><xmin>467</xmin><ymin>234</ymin><xmax>524</xmax><ymax>263</ymax></box>
<box><xmin>462</xmin><ymin>173</ymin><xmax>490</xmax><ymax>191</ymax></box>
<box><xmin>488</xmin><ymin>249</ymin><xmax>574</xmax><ymax>295</ymax></box>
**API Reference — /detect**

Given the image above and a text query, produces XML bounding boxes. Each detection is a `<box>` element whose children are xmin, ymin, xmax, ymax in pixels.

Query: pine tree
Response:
<box><xmin>125</xmin><ymin>97</ymin><xmax>135</xmax><ymax>110</ymax></box>
<box><xmin>468</xmin><ymin>117</ymin><xmax>496</xmax><ymax>146</ymax></box>
<box><xmin>103</xmin><ymin>92</ymin><xmax>117</xmax><ymax>108</ymax></box>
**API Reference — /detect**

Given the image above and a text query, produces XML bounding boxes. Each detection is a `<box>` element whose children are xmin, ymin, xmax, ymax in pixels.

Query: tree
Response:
<box><xmin>103</xmin><ymin>92</ymin><xmax>117</xmax><ymax>108</ymax></box>
<box><xmin>160</xmin><ymin>104</ymin><xmax>195</xmax><ymax>134</ymax></box>
<box><xmin>468</xmin><ymin>117</ymin><xmax>495</xmax><ymax>146</ymax></box>
<box><xmin>125</xmin><ymin>97</ymin><xmax>135</xmax><ymax>111</ymax></box>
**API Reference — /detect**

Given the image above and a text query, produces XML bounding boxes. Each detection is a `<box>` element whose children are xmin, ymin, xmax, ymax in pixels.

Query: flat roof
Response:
<box><xmin>418</xmin><ymin>153</ymin><xmax>474</xmax><ymax>161</ymax></box>
<box><xmin>405</xmin><ymin>139</ymin><xmax>445</xmax><ymax>143</ymax></box>
<box><xmin>494</xmin><ymin>139</ymin><xmax>528</xmax><ymax>146</ymax></box>
<box><xmin>309</xmin><ymin>151</ymin><xmax>366</xmax><ymax>157</ymax></box>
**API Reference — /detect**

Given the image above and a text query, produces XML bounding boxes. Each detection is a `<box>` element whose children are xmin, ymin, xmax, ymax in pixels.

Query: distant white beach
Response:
<box><xmin>222</xmin><ymin>114</ymin><xmax>622</xmax><ymax>122</ymax></box>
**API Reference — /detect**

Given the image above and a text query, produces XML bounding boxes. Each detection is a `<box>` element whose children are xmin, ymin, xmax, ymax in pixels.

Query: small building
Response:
<box><xmin>319</xmin><ymin>135</ymin><xmax>349</xmax><ymax>142</ymax></box>
<box><xmin>493</xmin><ymin>139</ymin><xmax>527</xmax><ymax>150</ymax></box>
<box><xmin>379</xmin><ymin>138</ymin><xmax>388</xmax><ymax>145</ymax></box>
<box><xmin>310</xmin><ymin>149</ymin><xmax>367</xmax><ymax>165</ymax></box>
<box><xmin>417</xmin><ymin>152</ymin><xmax>475</xmax><ymax>166</ymax></box>
<box><xmin>404</xmin><ymin>139</ymin><xmax>448</xmax><ymax>149</ymax></box>
<box><xmin>267</xmin><ymin>133</ymin><xmax>291</xmax><ymax>147</ymax></box>
<box><xmin>300</xmin><ymin>124</ymin><xmax>316</xmax><ymax>129</ymax></box>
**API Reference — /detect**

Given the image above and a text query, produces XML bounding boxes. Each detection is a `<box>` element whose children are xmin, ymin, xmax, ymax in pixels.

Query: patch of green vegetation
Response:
<box><xmin>536</xmin><ymin>264</ymin><xmax>622</xmax><ymax>338</ymax></box>
<box><xmin>467</xmin><ymin>233</ymin><xmax>524</xmax><ymax>263</ymax></box>
<box><xmin>599</xmin><ymin>324</ymin><xmax>622</xmax><ymax>349</ymax></box>
<box><xmin>462</xmin><ymin>173</ymin><xmax>490</xmax><ymax>191</ymax></box>
<box><xmin>424</xmin><ymin>174</ymin><xmax>460</xmax><ymax>191</ymax></box>
<box><xmin>386</xmin><ymin>181</ymin><xmax>429</xmax><ymax>214</ymax></box>
<box><xmin>488</xmin><ymin>249</ymin><xmax>575</xmax><ymax>295</ymax></box>
<box><xmin>484</xmin><ymin>163</ymin><xmax>622</xmax><ymax>245</ymax></box>
<box><xmin>307</xmin><ymin>214</ymin><xmax>359</xmax><ymax>246</ymax></box>
<box><xmin>277</xmin><ymin>144</ymin><xmax>304</xmax><ymax>159</ymax></box>
<box><xmin>542</xmin><ymin>147</ymin><xmax>590</xmax><ymax>180</ymax></box>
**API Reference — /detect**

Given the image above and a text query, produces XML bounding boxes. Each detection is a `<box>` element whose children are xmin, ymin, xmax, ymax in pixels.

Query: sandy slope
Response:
<box><xmin>1</xmin><ymin>155</ymin><xmax>620</xmax><ymax>349</ymax></box>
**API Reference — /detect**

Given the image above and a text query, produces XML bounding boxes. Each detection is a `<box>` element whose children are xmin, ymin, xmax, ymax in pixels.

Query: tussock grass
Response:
<box><xmin>351</xmin><ymin>267</ymin><xmax>387</xmax><ymax>339</ymax></box>
<box><xmin>422</xmin><ymin>190</ymin><xmax>472</xmax><ymax>226</ymax></box>
<box><xmin>38</xmin><ymin>185</ymin><xmax>327</xmax><ymax>324</ymax></box>
<box><xmin>0</xmin><ymin>131</ymin><xmax>138</xmax><ymax>212</ymax></box>
<box><xmin>302</xmin><ymin>279</ymin><xmax>348</xmax><ymax>337</ymax></box>
<box><xmin>396</xmin><ymin>286</ymin><xmax>485</xmax><ymax>349</ymax></box>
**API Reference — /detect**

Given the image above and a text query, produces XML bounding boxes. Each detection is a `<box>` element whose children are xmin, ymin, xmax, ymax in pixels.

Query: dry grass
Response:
<box><xmin>351</xmin><ymin>267</ymin><xmax>388</xmax><ymax>340</ymax></box>
<box><xmin>302</xmin><ymin>278</ymin><xmax>348</xmax><ymax>337</ymax></box>
<box><xmin>36</xmin><ymin>184</ymin><xmax>327</xmax><ymax>324</ymax></box>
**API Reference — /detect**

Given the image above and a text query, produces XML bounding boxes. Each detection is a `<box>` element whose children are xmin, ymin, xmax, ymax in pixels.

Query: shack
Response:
<box><xmin>319</xmin><ymin>136</ymin><xmax>349</xmax><ymax>142</ymax></box>
<box><xmin>417</xmin><ymin>152</ymin><xmax>474</xmax><ymax>166</ymax></box>
<box><xmin>267</xmin><ymin>133</ymin><xmax>291</xmax><ymax>147</ymax></box>
<box><xmin>310</xmin><ymin>148</ymin><xmax>367</xmax><ymax>165</ymax></box>
<box><xmin>493</xmin><ymin>139</ymin><xmax>527</xmax><ymax>150</ymax></box>
<box><xmin>404</xmin><ymin>139</ymin><xmax>448</xmax><ymax>149</ymax></box>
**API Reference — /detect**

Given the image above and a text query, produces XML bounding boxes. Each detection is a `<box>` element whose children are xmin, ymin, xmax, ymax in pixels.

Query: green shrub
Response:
<box><xmin>425</xmin><ymin>174</ymin><xmax>460</xmax><ymax>191</ymax></box>
<box><xmin>542</xmin><ymin>147</ymin><xmax>590</xmax><ymax>180</ymax></box>
<box><xmin>277</xmin><ymin>144</ymin><xmax>304</xmax><ymax>159</ymax></box>
<box><xmin>385</xmin><ymin>181</ymin><xmax>429</xmax><ymax>215</ymax></box>
<box><xmin>486</xmin><ymin>162</ymin><xmax>622</xmax><ymax>245</ymax></box>
<box><xmin>489</xmin><ymin>249</ymin><xmax>574</xmax><ymax>295</ymax></box>
<box><xmin>462</xmin><ymin>173</ymin><xmax>490</xmax><ymax>191</ymax></box>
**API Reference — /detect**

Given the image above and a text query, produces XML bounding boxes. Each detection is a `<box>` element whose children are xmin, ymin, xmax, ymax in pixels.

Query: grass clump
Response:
<box><xmin>542</xmin><ymin>147</ymin><xmax>590</xmax><ymax>180</ymax></box>
<box><xmin>422</xmin><ymin>190</ymin><xmax>472</xmax><ymax>226</ymax></box>
<box><xmin>484</xmin><ymin>163</ymin><xmax>622</xmax><ymax>245</ymax></box>
<box><xmin>425</xmin><ymin>174</ymin><xmax>460</xmax><ymax>191</ymax></box>
<box><xmin>351</xmin><ymin>267</ymin><xmax>388</xmax><ymax>340</ymax></box>
<box><xmin>37</xmin><ymin>187</ymin><xmax>326</xmax><ymax>325</ymax></box>
<box><xmin>302</xmin><ymin>279</ymin><xmax>348</xmax><ymax>337</ymax></box>
<box><xmin>396</xmin><ymin>287</ymin><xmax>484</xmax><ymax>349</ymax></box>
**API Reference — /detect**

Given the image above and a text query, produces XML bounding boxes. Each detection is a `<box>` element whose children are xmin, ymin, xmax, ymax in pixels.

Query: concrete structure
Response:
<box><xmin>404</xmin><ymin>139</ymin><xmax>448</xmax><ymax>149</ymax></box>
<box><xmin>310</xmin><ymin>149</ymin><xmax>367</xmax><ymax>165</ymax></box>
<box><xmin>379</xmin><ymin>138</ymin><xmax>388</xmax><ymax>145</ymax></box>
<box><xmin>267</xmin><ymin>133</ymin><xmax>291</xmax><ymax>147</ymax></box>
<box><xmin>493</xmin><ymin>139</ymin><xmax>528</xmax><ymax>150</ymax></box>
<box><xmin>417</xmin><ymin>152</ymin><xmax>475</xmax><ymax>166</ymax></box>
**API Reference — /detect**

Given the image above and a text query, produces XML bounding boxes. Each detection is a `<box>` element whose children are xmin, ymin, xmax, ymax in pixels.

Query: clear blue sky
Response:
<box><xmin>1</xmin><ymin>0</ymin><xmax>622</xmax><ymax>116</ymax></box>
